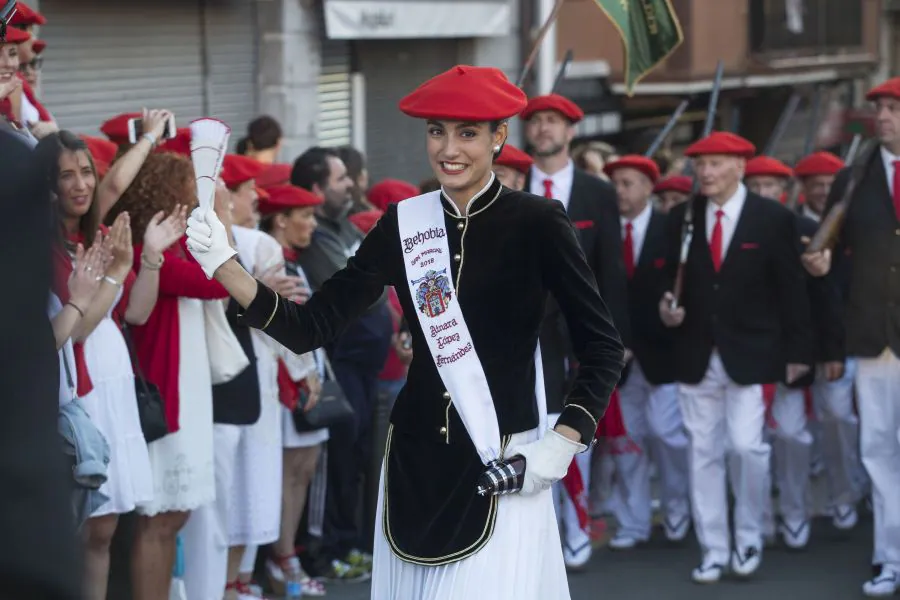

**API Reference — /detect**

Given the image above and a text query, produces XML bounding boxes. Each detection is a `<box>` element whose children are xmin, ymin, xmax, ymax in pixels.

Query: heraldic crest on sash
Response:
<box><xmin>412</xmin><ymin>269</ymin><xmax>453</xmax><ymax>318</ymax></box>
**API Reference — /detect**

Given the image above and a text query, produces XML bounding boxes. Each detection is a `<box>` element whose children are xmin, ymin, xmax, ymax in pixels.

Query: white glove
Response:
<box><xmin>185</xmin><ymin>207</ymin><xmax>236</xmax><ymax>279</ymax></box>
<box><xmin>510</xmin><ymin>429</ymin><xmax>587</xmax><ymax>496</ymax></box>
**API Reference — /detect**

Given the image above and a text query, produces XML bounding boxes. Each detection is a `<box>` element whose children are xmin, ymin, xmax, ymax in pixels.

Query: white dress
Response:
<box><xmin>138</xmin><ymin>298</ymin><xmax>216</xmax><ymax>516</ymax></box>
<box><xmin>80</xmin><ymin>287</ymin><xmax>154</xmax><ymax>516</ymax></box>
<box><xmin>370</xmin><ymin>428</ymin><xmax>571</xmax><ymax>600</ymax></box>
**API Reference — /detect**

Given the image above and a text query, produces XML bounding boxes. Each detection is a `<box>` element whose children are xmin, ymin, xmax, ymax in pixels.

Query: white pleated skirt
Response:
<box><xmin>370</xmin><ymin>429</ymin><xmax>571</xmax><ymax>600</ymax></box>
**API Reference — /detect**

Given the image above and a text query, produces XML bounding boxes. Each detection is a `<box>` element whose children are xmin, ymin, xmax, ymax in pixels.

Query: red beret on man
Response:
<box><xmin>31</xmin><ymin>39</ymin><xmax>45</xmax><ymax>54</ymax></box>
<box><xmin>493</xmin><ymin>144</ymin><xmax>533</xmax><ymax>175</ymax></box>
<box><xmin>80</xmin><ymin>135</ymin><xmax>118</xmax><ymax>179</ymax></box>
<box><xmin>1</xmin><ymin>25</ymin><xmax>31</xmax><ymax>44</ymax></box>
<box><xmin>744</xmin><ymin>156</ymin><xmax>793</xmax><ymax>179</ymax></box>
<box><xmin>100</xmin><ymin>112</ymin><xmax>142</xmax><ymax>146</ymax></box>
<box><xmin>9</xmin><ymin>2</ymin><xmax>46</xmax><ymax>27</ymax></box>
<box><xmin>399</xmin><ymin>65</ymin><xmax>527</xmax><ymax>121</ymax></box>
<box><xmin>520</xmin><ymin>94</ymin><xmax>584</xmax><ymax>123</ymax></box>
<box><xmin>155</xmin><ymin>128</ymin><xmax>192</xmax><ymax>157</ymax></box>
<box><xmin>221</xmin><ymin>154</ymin><xmax>267</xmax><ymax>190</ymax></box>
<box><xmin>349</xmin><ymin>209</ymin><xmax>385</xmax><ymax>235</ymax></box>
<box><xmin>684</xmin><ymin>131</ymin><xmax>756</xmax><ymax>159</ymax></box>
<box><xmin>257</xmin><ymin>163</ymin><xmax>293</xmax><ymax>189</ymax></box>
<box><xmin>793</xmin><ymin>152</ymin><xmax>845</xmax><ymax>178</ymax></box>
<box><xmin>603</xmin><ymin>155</ymin><xmax>661</xmax><ymax>183</ymax></box>
<box><xmin>866</xmin><ymin>77</ymin><xmax>900</xmax><ymax>102</ymax></box>
<box><xmin>257</xmin><ymin>184</ymin><xmax>322</xmax><ymax>217</ymax></box>
<box><xmin>367</xmin><ymin>178</ymin><xmax>420</xmax><ymax>211</ymax></box>
<box><xmin>654</xmin><ymin>175</ymin><xmax>693</xmax><ymax>195</ymax></box>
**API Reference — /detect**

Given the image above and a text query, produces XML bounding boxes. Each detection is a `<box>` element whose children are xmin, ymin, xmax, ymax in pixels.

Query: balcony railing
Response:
<box><xmin>748</xmin><ymin>0</ymin><xmax>863</xmax><ymax>58</ymax></box>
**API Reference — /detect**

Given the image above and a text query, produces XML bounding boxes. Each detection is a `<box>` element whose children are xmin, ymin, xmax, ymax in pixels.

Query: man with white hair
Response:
<box><xmin>659</xmin><ymin>132</ymin><xmax>813</xmax><ymax>583</ymax></box>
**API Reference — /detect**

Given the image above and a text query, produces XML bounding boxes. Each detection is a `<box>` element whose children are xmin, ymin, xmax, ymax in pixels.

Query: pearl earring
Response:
<box><xmin>493</xmin><ymin>145</ymin><xmax>501</xmax><ymax>153</ymax></box>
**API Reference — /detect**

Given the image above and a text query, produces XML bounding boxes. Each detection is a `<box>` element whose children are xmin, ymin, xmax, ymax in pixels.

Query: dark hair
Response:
<box><xmin>246</xmin><ymin>116</ymin><xmax>282</xmax><ymax>152</ymax></box>
<box><xmin>235</xmin><ymin>137</ymin><xmax>249</xmax><ymax>155</ymax></box>
<box><xmin>291</xmin><ymin>146</ymin><xmax>340</xmax><ymax>192</ymax></box>
<box><xmin>336</xmin><ymin>146</ymin><xmax>365</xmax><ymax>183</ymax></box>
<box><xmin>35</xmin><ymin>130</ymin><xmax>102</xmax><ymax>249</ymax></box>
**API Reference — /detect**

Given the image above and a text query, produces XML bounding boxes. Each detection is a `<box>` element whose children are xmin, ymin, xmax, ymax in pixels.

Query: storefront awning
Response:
<box><xmin>324</xmin><ymin>0</ymin><xmax>512</xmax><ymax>40</ymax></box>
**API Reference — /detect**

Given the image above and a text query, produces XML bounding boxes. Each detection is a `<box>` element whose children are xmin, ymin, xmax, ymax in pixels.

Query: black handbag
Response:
<box><xmin>122</xmin><ymin>325</ymin><xmax>169</xmax><ymax>443</ymax></box>
<box><xmin>292</xmin><ymin>355</ymin><xmax>355</xmax><ymax>432</ymax></box>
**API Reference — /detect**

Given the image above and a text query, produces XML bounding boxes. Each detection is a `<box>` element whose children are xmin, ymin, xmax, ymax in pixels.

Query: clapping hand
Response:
<box><xmin>144</xmin><ymin>206</ymin><xmax>188</xmax><ymax>258</ymax></box>
<box><xmin>0</xmin><ymin>76</ymin><xmax>21</xmax><ymax>102</ymax></box>
<box><xmin>659</xmin><ymin>292</ymin><xmax>685</xmax><ymax>327</ymax></box>
<box><xmin>105</xmin><ymin>212</ymin><xmax>134</xmax><ymax>280</ymax></box>
<box><xmin>68</xmin><ymin>240</ymin><xmax>106</xmax><ymax>309</ymax></box>
<box><xmin>258</xmin><ymin>264</ymin><xmax>307</xmax><ymax>300</ymax></box>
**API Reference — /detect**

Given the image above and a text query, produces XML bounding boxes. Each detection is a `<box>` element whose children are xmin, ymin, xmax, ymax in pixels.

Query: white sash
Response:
<box><xmin>397</xmin><ymin>188</ymin><xmax>547</xmax><ymax>466</ymax></box>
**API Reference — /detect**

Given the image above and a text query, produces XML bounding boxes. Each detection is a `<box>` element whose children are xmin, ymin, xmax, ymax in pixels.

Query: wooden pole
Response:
<box><xmin>516</xmin><ymin>0</ymin><xmax>566</xmax><ymax>88</ymax></box>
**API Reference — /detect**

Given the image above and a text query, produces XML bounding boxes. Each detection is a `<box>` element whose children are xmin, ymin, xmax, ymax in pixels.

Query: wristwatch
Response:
<box><xmin>141</xmin><ymin>132</ymin><xmax>158</xmax><ymax>146</ymax></box>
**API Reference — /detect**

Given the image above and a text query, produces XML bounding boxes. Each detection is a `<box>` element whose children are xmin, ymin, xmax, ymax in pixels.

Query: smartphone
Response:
<box><xmin>128</xmin><ymin>115</ymin><xmax>176</xmax><ymax>144</ymax></box>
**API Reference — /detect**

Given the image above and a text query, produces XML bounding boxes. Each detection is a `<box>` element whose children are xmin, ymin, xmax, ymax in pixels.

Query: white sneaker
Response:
<box><xmin>691</xmin><ymin>558</ymin><xmax>725</xmax><ymax>584</ymax></box>
<box><xmin>779</xmin><ymin>519</ymin><xmax>811</xmax><ymax>550</ymax></box>
<box><xmin>731</xmin><ymin>546</ymin><xmax>762</xmax><ymax>577</ymax></box>
<box><xmin>863</xmin><ymin>566</ymin><xmax>900</xmax><ymax>597</ymax></box>
<box><xmin>833</xmin><ymin>504</ymin><xmax>859</xmax><ymax>530</ymax></box>
<box><xmin>563</xmin><ymin>541</ymin><xmax>592</xmax><ymax>570</ymax></box>
<box><xmin>608</xmin><ymin>533</ymin><xmax>646</xmax><ymax>550</ymax></box>
<box><xmin>663</xmin><ymin>515</ymin><xmax>691</xmax><ymax>542</ymax></box>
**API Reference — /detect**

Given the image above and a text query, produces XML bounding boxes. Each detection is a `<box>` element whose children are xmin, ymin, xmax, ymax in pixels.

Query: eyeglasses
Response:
<box><xmin>19</xmin><ymin>57</ymin><xmax>42</xmax><ymax>72</ymax></box>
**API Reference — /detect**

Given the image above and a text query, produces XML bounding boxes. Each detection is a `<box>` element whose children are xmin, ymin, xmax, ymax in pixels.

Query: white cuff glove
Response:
<box><xmin>185</xmin><ymin>207</ymin><xmax>236</xmax><ymax>279</ymax></box>
<box><xmin>511</xmin><ymin>429</ymin><xmax>586</xmax><ymax>496</ymax></box>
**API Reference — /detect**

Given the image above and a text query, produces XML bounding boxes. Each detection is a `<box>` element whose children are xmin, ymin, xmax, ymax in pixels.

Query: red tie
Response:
<box><xmin>623</xmin><ymin>222</ymin><xmax>635</xmax><ymax>279</ymax></box>
<box><xmin>710</xmin><ymin>209</ymin><xmax>724</xmax><ymax>272</ymax></box>
<box><xmin>543</xmin><ymin>178</ymin><xmax>554</xmax><ymax>199</ymax></box>
<box><xmin>893</xmin><ymin>160</ymin><xmax>900</xmax><ymax>220</ymax></box>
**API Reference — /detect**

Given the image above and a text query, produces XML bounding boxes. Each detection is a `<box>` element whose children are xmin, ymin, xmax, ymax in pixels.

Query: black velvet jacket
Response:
<box><xmin>239</xmin><ymin>177</ymin><xmax>625</xmax><ymax>564</ymax></box>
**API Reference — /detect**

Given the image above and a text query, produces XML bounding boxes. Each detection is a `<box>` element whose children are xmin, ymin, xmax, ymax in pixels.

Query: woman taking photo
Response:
<box><xmin>39</xmin><ymin>131</ymin><xmax>187</xmax><ymax>600</ymax></box>
<box><xmin>257</xmin><ymin>184</ymin><xmax>328</xmax><ymax>597</ymax></box>
<box><xmin>185</xmin><ymin>65</ymin><xmax>624</xmax><ymax>599</ymax></box>
<box><xmin>106</xmin><ymin>151</ymin><xmax>229</xmax><ymax>600</ymax></box>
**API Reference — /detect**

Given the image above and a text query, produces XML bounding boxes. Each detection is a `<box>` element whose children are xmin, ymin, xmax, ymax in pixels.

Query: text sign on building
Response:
<box><xmin>324</xmin><ymin>0</ymin><xmax>512</xmax><ymax>39</ymax></box>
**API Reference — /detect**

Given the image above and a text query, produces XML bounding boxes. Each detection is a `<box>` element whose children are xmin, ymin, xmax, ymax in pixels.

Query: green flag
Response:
<box><xmin>593</xmin><ymin>0</ymin><xmax>684</xmax><ymax>96</ymax></box>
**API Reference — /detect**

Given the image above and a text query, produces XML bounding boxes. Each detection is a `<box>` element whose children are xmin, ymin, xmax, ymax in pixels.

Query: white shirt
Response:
<box><xmin>802</xmin><ymin>205</ymin><xmax>821</xmax><ymax>223</ymax></box>
<box><xmin>620</xmin><ymin>202</ymin><xmax>653</xmax><ymax>263</ymax></box>
<box><xmin>881</xmin><ymin>145</ymin><xmax>900</xmax><ymax>196</ymax></box>
<box><xmin>530</xmin><ymin>160</ymin><xmax>575</xmax><ymax>210</ymax></box>
<box><xmin>706</xmin><ymin>183</ymin><xmax>747</xmax><ymax>262</ymax></box>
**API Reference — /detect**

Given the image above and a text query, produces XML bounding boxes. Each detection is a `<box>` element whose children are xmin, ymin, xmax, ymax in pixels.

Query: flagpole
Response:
<box><xmin>516</xmin><ymin>0</ymin><xmax>566</xmax><ymax>88</ymax></box>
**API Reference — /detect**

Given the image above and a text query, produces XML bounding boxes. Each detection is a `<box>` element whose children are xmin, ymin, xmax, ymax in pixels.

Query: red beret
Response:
<box><xmin>793</xmin><ymin>151</ymin><xmax>845</xmax><ymax>178</ymax></box>
<box><xmin>221</xmin><ymin>155</ymin><xmax>267</xmax><ymax>190</ymax></box>
<box><xmin>257</xmin><ymin>184</ymin><xmax>322</xmax><ymax>216</ymax></box>
<box><xmin>603</xmin><ymin>154</ymin><xmax>661</xmax><ymax>183</ymax></box>
<box><xmin>520</xmin><ymin>94</ymin><xmax>584</xmax><ymax>123</ymax></box>
<box><xmin>684</xmin><ymin>132</ymin><xmax>756</xmax><ymax>159</ymax></box>
<box><xmin>399</xmin><ymin>65</ymin><xmax>527</xmax><ymax>122</ymax></box>
<box><xmin>155</xmin><ymin>128</ymin><xmax>192</xmax><ymax>157</ymax></box>
<box><xmin>367</xmin><ymin>178</ymin><xmax>419</xmax><ymax>212</ymax></box>
<box><xmin>31</xmin><ymin>38</ymin><xmax>45</xmax><ymax>54</ymax></box>
<box><xmin>493</xmin><ymin>144</ymin><xmax>533</xmax><ymax>174</ymax></box>
<box><xmin>653</xmin><ymin>175</ymin><xmax>693</xmax><ymax>195</ymax></box>
<box><xmin>866</xmin><ymin>77</ymin><xmax>900</xmax><ymax>102</ymax></box>
<box><xmin>9</xmin><ymin>2</ymin><xmax>46</xmax><ymax>26</ymax></box>
<box><xmin>257</xmin><ymin>163</ymin><xmax>292</xmax><ymax>189</ymax></box>
<box><xmin>744</xmin><ymin>155</ymin><xmax>793</xmax><ymax>179</ymax></box>
<box><xmin>100</xmin><ymin>112</ymin><xmax>142</xmax><ymax>146</ymax></box>
<box><xmin>1</xmin><ymin>26</ymin><xmax>31</xmax><ymax>44</ymax></box>
<box><xmin>349</xmin><ymin>209</ymin><xmax>385</xmax><ymax>235</ymax></box>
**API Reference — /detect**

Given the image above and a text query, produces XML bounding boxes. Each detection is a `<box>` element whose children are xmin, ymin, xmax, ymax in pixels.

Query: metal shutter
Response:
<box><xmin>357</xmin><ymin>40</ymin><xmax>459</xmax><ymax>183</ymax></box>
<box><xmin>205</xmin><ymin>0</ymin><xmax>259</xmax><ymax>149</ymax></box>
<box><xmin>318</xmin><ymin>39</ymin><xmax>352</xmax><ymax>147</ymax></box>
<box><xmin>39</xmin><ymin>0</ymin><xmax>205</xmax><ymax>136</ymax></box>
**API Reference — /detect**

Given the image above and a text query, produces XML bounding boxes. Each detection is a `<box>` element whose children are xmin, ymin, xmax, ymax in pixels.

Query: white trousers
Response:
<box><xmin>181</xmin><ymin>424</ymin><xmax>241</xmax><ymax>600</ymax></box>
<box><xmin>816</xmin><ymin>359</ymin><xmax>866</xmax><ymax>506</ymax></box>
<box><xmin>612</xmin><ymin>361</ymin><xmax>689</xmax><ymax>538</ymax></box>
<box><xmin>769</xmin><ymin>384</ymin><xmax>813</xmax><ymax>526</ymax></box>
<box><xmin>856</xmin><ymin>350</ymin><xmax>900</xmax><ymax>570</ymax></box>
<box><xmin>679</xmin><ymin>353</ymin><xmax>770</xmax><ymax>564</ymax></box>
<box><xmin>548</xmin><ymin>413</ymin><xmax>592</xmax><ymax>555</ymax></box>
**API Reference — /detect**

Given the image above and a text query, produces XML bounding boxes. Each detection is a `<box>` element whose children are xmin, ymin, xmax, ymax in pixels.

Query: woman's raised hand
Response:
<box><xmin>106</xmin><ymin>212</ymin><xmax>134</xmax><ymax>279</ymax></box>
<box><xmin>144</xmin><ymin>205</ymin><xmax>188</xmax><ymax>257</ymax></box>
<box><xmin>68</xmin><ymin>242</ymin><xmax>104</xmax><ymax>308</ymax></box>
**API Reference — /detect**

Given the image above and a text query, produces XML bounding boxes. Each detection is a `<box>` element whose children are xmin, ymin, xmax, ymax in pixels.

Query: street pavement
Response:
<box><xmin>319</xmin><ymin>514</ymin><xmax>874</xmax><ymax>600</ymax></box>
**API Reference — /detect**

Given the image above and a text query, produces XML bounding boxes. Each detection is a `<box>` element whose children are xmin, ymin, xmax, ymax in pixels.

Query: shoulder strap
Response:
<box><xmin>61</xmin><ymin>344</ymin><xmax>76</xmax><ymax>399</ymax></box>
<box><xmin>121</xmin><ymin>324</ymin><xmax>153</xmax><ymax>396</ymax></box>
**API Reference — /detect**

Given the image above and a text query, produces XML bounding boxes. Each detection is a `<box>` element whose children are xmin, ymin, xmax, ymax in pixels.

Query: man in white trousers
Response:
<box><xmin>604</xmin><ymin>155</ymin><xmax>690</xmax><ymax>550</ymax></box>
<box><xmin>660</xmin><ymin>132</ymin><xmax>813</xmax><ymax>583</ymax></box>
<box><xmin>802</xmin><ymin>77</ymin><xmax>900</xmax><ymax>597</ymax></box>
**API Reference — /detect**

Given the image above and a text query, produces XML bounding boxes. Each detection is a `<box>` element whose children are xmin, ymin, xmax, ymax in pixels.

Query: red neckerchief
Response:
<box><xmin>282</xmin><ymin>246</ymin><xmax>299</xmax><ymax>263</ymax></box>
